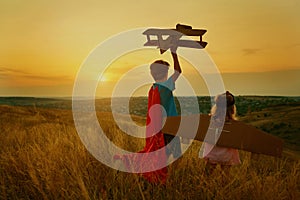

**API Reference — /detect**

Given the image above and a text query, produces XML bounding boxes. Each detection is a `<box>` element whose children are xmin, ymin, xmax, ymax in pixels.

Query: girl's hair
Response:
<box><xmin>150</xmin><ymin>60</ymin><xmax>170</xmax><ymax>81</ymax></box>
<box><xmin>211</xmin><ymin>91</ymin><xmax>237</xmax><ymax>121</ymax></box>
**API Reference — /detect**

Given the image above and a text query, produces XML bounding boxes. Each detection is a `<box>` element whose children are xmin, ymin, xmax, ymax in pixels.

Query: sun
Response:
<box><xmin>99</xmin><ymin>74</ymin><xmax>108</xmax><ymax>82</ymax></box>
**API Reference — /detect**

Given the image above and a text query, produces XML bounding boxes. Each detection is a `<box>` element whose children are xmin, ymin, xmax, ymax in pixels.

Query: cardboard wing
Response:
<box><xmin>162</xmin><ymin>114</ymin><xmax>283</xmax><ymax>157</ymax></box>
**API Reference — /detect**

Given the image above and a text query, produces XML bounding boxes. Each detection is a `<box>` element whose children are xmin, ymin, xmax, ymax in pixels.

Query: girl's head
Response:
<box><xmin>211</xmin><ymin>91</ymin><xmax>237</xmax><ymax>120</ymax></box>
<box><xmin>150</xmin><ymin>60</ymin><xmax>170</xmax><ymax>81</ymax></box>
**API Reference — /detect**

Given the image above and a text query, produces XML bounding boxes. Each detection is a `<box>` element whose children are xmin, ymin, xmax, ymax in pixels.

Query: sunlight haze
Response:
<box><xmin>0</xmin><ymin>0</ymin><xmax>299</xmax><ymax>96</ymax></box>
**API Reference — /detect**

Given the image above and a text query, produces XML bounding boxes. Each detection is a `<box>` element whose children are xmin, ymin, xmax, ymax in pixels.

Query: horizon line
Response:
<box><xmin>0</xmin><ymin>95</ymin><xmax>300</xmax><ymax>99</ymax></box>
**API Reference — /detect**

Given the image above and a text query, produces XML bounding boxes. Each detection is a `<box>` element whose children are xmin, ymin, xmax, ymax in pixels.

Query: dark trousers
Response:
<box><xmin>163</xmin><ymin>134</ymin><xmax>182</xmax><ymax>159</ymax></box>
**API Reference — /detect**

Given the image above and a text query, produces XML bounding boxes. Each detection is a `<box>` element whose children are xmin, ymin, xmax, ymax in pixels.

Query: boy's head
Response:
<box><xmin>150</xmin><ymin>60</ymin><xmax>170</xmax><ymax>81</ymax></box>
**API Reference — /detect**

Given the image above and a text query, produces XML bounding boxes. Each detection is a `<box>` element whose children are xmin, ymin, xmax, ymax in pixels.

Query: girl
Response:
<box><xmin>201</xmin><ymin>91</ymin><xmax>241</xmax><ymax>170</ymax></box>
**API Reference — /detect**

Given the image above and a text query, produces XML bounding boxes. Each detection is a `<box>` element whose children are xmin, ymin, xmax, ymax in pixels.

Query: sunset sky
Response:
<box><xmin>1</xmin><ymin>0</ymin><xmax>300</xmax><ymax>97</ymax></box>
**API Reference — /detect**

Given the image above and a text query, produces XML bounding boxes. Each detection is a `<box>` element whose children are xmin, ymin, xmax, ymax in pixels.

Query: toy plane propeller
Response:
<box><xmin>143</xmin><ymin>24</ymin><xmax>208</xmax><ymax>54</ymax></box>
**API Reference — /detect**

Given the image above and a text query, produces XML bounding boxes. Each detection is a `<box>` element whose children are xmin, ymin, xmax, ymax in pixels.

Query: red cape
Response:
<box><xmin>114</xmin><ymin>86</ymin><xmax>168</xmax><ymax>184</ymax></box>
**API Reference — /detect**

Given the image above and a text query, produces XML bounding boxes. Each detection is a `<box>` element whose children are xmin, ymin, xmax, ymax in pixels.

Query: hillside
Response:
<box><xmin>240</xmin><ymin>102</ymin><xmax>300</xmax><ymax>152</ymax></box>
<box><xmin>1</xmin><ymin>96</ymin><xmax>299</xmax><ymax>151</ymax></box>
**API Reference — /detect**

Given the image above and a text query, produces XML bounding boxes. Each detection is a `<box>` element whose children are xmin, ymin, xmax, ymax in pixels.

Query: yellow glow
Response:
<box><xmin>0</xmin><ymin>0</ymin><xmax>299</xmax><ymax>96</ymax></box>
<box><xmin>99</xmin><ymin>75</ymin><xmax>108</xmax><ymax>82</ymax></box>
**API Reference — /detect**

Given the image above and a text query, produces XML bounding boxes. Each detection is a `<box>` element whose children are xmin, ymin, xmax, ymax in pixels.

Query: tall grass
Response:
<box><xmin>0</xmin><ymin>105</ymin><xmax>299</xmax><ymax>199</ymax></box>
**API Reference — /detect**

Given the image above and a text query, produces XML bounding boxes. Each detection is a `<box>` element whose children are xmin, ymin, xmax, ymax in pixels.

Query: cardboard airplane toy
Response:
<box><xmin>143</xmin><ymin>24</ymin><xmax>208</xmax><ymax>54</ymax></box>
<box><xmin>162</xmin><ymin>114</ymin><xmax>283</xmax><ymax>157</ymax></box>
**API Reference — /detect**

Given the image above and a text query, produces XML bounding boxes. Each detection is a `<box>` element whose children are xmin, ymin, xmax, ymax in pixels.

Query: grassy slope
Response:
<box><xmin>0</xmin><ymin>105</ymin><xmax>299</xmax><ymax>199</ymax></box>
<box><xmin>239</xmin><ymin>102</ymin><xmax>300</xmax><ymax>153</ymax></box>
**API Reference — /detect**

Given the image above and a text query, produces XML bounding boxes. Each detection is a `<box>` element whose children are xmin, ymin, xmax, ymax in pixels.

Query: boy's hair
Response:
<box><xmin>150</xmin><ymin>60</ymin><xmax>170</xmax><ymax>81</ymax></box>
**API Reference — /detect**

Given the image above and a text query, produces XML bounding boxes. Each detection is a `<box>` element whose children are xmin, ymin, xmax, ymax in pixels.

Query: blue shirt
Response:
<box><xmin>153</xmin><ymin>77</ymin><xmax>178</xmax><ymax>117</ymax></box>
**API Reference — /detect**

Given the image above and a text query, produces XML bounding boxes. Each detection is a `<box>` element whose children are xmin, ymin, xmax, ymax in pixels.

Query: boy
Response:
<box><xmin>114</xmin><ymin>49</ymin><xmax>182</xmax><ymax>184</ymax></box>
<box><xmin>149</xmin><ymin>49</ymin><xmax>182</xmax><ymax>159</ymax></box>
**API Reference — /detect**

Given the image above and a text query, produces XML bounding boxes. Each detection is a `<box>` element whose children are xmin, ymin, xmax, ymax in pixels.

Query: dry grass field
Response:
<box><xmin>0</xmin><ymin>104</ymin><xmax>299</xmax><ymax>199</ymax></box>
<box><xmin>239</xmin><ymin>103</ymin><xmax>300</xmax><ymax>152</ymax></box>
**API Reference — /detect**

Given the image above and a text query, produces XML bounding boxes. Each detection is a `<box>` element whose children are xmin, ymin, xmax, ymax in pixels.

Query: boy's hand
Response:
<box><xmin>170</xmin><ymin>35</ymin><xmax>180</xmax><ymax>54</ymax></box>
<box><xmin>170</xmin><ymin>44</ymin><xmax>178</xmax><ymax>54</ymax></box>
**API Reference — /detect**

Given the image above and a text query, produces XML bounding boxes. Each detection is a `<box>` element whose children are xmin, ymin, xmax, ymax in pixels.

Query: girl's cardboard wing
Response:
<box><xmin>162</xmin><ymin>114</ymin><xmax>283</xmax><ymax>157</ymax></box>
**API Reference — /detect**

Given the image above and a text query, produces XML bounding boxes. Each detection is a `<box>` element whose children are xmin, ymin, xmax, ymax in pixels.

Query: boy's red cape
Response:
<box><xmin>114</xmin><ymin>86</ymin><xmax>168</xmax><ymax>184</ymax></box>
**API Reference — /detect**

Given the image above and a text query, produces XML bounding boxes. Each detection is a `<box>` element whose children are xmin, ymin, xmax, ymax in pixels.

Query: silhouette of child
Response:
<box><xmin>113</xmin><ymin>48</ymin><xmax>182</xmax><ymax>184</ymax></box>
<box><xmin>201</xmin><ymin>91</ymin><xmax>241</xmax><ymax>170</ymax></box>
<box><xmin>149</xmin><ymin>49</ymin><xmax>182</xmax><ymax>159</ymax></box>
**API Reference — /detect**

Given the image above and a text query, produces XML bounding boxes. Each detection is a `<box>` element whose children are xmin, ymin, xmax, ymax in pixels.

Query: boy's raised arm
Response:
<box><xmin>171</xmin><ymin>51</ymin><xmax>182</xmax><ymax>82</ymax></box>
